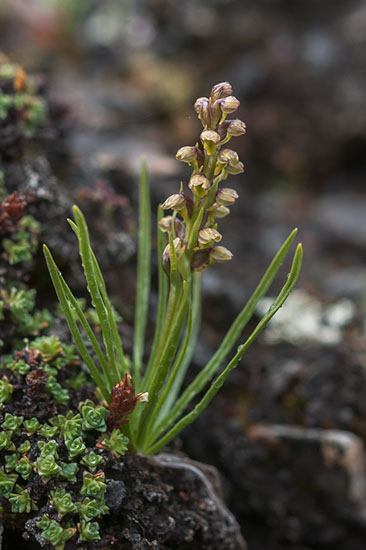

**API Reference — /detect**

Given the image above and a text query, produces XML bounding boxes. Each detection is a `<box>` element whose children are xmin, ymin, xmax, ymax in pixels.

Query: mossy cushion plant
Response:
<box><xmin>44</xmin><ymin>82</ymin><xmax>303</xmax><ymax>456</ymax></box>
<box><xmin>0</xmin><ymin>336</ymin><xmax>125</xmax><ymax>549</ymax></box>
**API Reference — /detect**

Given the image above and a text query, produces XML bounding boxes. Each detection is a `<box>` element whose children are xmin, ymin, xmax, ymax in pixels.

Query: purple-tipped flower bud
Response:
<box><xmin>158</xmin><ymin>216</ymin><xmax>173</xmax><ymax>232</ymax></box>
<box><xmin>161</xmin><ymin>193</ymin><xmax>187</xmax><ymax>212</ymax></box>
<box><xmin>200</xmin><ymin>130</ymin><xmax>221</xmax><ymax>155</ymax></box>
<box><xmin>158</xmin><ymin>216</ymin><xmax>185</xmax><ymax>241</ymax></box>
<box><xmin>210</xmin><ymin>246</ymin><xmax>233</xmax><ymax>262</ymax></box>
<box><xmin>227</xmin><ymin>119</ymin><xmax>246</xmax><ymax>137</ymax></box>
<box><xmin>176</xmin><ymin>146</ymin><xmax>199</xmax><ymax>164</ymax></box>
<box><xmin>211</xmin><ymin>82</ymin><xmax>233</xmax><ymax>102</ymax></box>
<box><xmin>219</xmin><ymin>96</ymin><xmax>240</xmax><ymax>114</ymax></box>
<box><xmin>226</xmin><ymin>161</ymin><xmax>244</xmax><ymax>175</ymax></box>
<box><xmin>216</xmin><ymin>188</ymin><xmax>239</xmax><ymax>206</ymax></box>
<box><xmin>189</xmin><ymin>173</ymin><xmax>211</xmax><ymax>198</ymax></box>
<box><xmin>162</xmin><ymin>237</ymin><xmax>182</xmax><ymax>275</ymax></box>
<box><xmin>194</xmin><ymin>97</ymin><xmax>211</xmax><ymax>127</ymax></box>
<box><xmin>198</xmin><ymin>227</ymin><xmax>222</xmax><ymax>247</ymax></box>
<box><xmin>218</xmin><ymin>148</ymin><xmax>239</xmax><ymax>165</ymax></box>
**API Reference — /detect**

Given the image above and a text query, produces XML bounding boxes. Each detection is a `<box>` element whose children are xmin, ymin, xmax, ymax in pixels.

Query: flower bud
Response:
<box><xmin>226</xmin><ymin>161</ymin><xmax>244</xmax><ymax>175</ymax></box>
<box><xmin>158</xmin><ymin>216</ymin><xmax>173</xmax><ymax>232</ymax></box>
<box><xmin>211</xmin><ymin>82</ymin><xmax>233</xmax><ymax>102</ymax></box>
<box><xmin>162</xmin><ymin>237</ymin><xmax>182</xmax><ymax>264</ymax></box>
<box><xmin>176</xmin><ymin>146</ymin><xmax>199</xmax><ymax>164</ymax></box>
<box><xmin>191</xmin><ymin>249</ymin><xmax>211</xmax><ymax>271</ymax></box>
<box><xmin>218</xmin><ymin>148</ymin><xmax>239</xmax><ymax>165</ymax></box>
<box><xmin>210</xmin><ymin>246</ymin><xmax>233</xmax><ymax>262</ymax></box>
<box><xmin>189</xmin><ymin>173</ymin><xmax>211</xmax><ymax>198</ymax></box>
<box><xmin>219</xmin><ymin>96</ymin><xmax>240</xmax><ymax>114</ymax></box>
<box><xmin>194</xmin><ymin>97</ymin><xmax>211</xmax><ymax>127</ymax></box>
<box><xmin>207</xmin><ymin>203</ymin><xmax>230</xmax><ymax>218</ymax></box>
<box><xmin>227</xmin><ymin>119</ymin><xmax>246</xmax><ymax>137</ymax></box>
<box><xmin>161</xmin><ymin>193</ymin><xmax>186</xmax><ymax>212</ymax></box>
<box><xmin>216</xmin><ymin>188</ymin><xmax>239</xmax><ymax>206</ymax></box>
<box><xmin>200</xmin><ymin>130</ymin><xmax>221</xmax><ymax>155</ymax></box>
<box><xmin>198</xmin><ymin>227</ymin><xmax>222</xmax><ymax>247</ymax></box>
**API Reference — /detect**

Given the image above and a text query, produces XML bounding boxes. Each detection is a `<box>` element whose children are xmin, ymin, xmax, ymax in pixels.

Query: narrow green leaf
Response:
<box><xmin>146</xmin><ymin>243</ymin><xmax>303</xmax><ymax>454</ymax></box>
<box><xmin>72</xmin><ymin>206</ymin><xmax>120</xmax><ymax>386</ymax></box>
<box><xmin>133</xmin><ymin>158</ymin><xmax>151</xmax><ymax>385</ymax></box>
<box><xmin>151</xmin><ymin>230</ymin><xmax>299</xmax><ymax>440</ymax></box>
<box><xmin>136</xmin><ymin>285</ymin><xmax>189</xmax><ymax>448</ymax></box>
<box><xmin>140</xmin><ymin>206</ymin><xmax>168</xmax><ymax>391</ymax></box>
<box><xmin>151</xmin><ymin>271</ymin><xmax>201</xmax><ymax>434</ymax></box>
<box><xmin>43</xmin><ymin>245</ymin><xmax>110</xmax><ymax>402</ymax></box>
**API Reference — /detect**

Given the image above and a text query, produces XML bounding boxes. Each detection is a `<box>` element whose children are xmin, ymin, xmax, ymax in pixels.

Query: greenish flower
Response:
<box><xmin>50</xmin><ymin>488</ymin><xmax>77</xmax><ymax>518</ymax></box>
<box><xmin>59</xmin><ymin>461</ymin><xmax>78</xmax><ymax>483</ymax></box>
<box><xmin>15</xmin><ymin>457</ymin><xmax>33</xmax><ymax>480</ymax></box>
<box><xmin>99</xmin><ymin>429</ymin><xmax>129</xmax><ymax>457</ymax></box>
<box><xmin>79</xmin><ymin>400</ymin><xmax>109</xmax><ymax>432</ymax></box>
<box><xmin>0</xmin><ymin>431</ymin><xmax>15</xmax><ymax>451</ymax></box>
<box><xmin>18</xmin><ymin>439</ymin><xmax>31</xmax><ymax>454</ymax></box>
<box><xmin>65</xmin><ymin>436</ymin><xmax>86</xmax><ymax>459</ymax></box>
<box><xmin>38</xmin><ymin>440</ymin><xmax>59</xmax><ymax>458</ymax></box>
<box><xmin>39</xmin><ymin>424</ymin><xmax>58</xmax><ymax>438</ymax></box>
<box><xmin>36</xmin><ymin>455</ymin><xmax>61</xmax><ymax>482</ymax></box>
<box><xmin>0</xmin><ymin>469</ymin><xmax>18</xmax><ymax>498</ymax></box>
<box><xmin>5</xmin><ymin>453</ymin><xmax>18</xmax><ymax>472</ymax></box>
<box><xmin>78</xmin><ymin>520</ymin><xmax>100</xmax><ymax>542</ymax></box>
<box><xmin>9</xmin><ymin>486</ymin><xmax>34</xmax><ymax>513</ymax></box>
<box><xmin>81</xmin><ymin>451</ymin><xmax>104</xmax><ymax>472</ymax></box>
<box><xmin>78</xmin><ymin>497</ymin><xmax>103</xmax><ymax>521</ymax></box>
<box><xmin>24</xmin><ymin>417</ymin><xmax>41</xmax><ymax>435</ymax></box>
<box><xmin>2</xmin><ymin>413</ymin><xmax>23</xmax><ymax>431</ymax></box>
<box><xmin>81</xmin><ymin>471</ymin><xmax>106</xmax><ymax>499</ymax></box>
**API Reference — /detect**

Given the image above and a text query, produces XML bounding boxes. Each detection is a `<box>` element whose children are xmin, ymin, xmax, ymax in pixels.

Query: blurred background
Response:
<box><xmin>1</xmin><ymin>1</ymin><xmax>366</xmax><ymax>549</ymax></box>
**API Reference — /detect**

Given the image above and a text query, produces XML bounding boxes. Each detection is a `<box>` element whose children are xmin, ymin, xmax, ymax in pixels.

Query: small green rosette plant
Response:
<box><xmin>44</xmin><ymin>82</ymin><xmax>302</xmax><ymax>454</ymax></box>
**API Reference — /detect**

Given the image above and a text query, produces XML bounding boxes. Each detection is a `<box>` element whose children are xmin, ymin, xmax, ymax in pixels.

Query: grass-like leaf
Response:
<box><xmin>145</xmin><ymin>243</ymin><xmax>303</xmax><ymax>454</ymax></box>
<box><xmin>133</xmin><ymin>159</ymin><xmax>151</xmax><ymax>385</ymax></box>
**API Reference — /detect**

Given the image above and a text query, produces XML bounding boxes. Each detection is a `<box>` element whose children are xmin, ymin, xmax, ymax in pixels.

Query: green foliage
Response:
<box><xmin>38</xmin><ymin>440</ymin><xmax>59</xmax><ymax>458</ymax></box>
<box><xmin>79</xmin><ymin>399</ymin><xmax>109</xmax><ymax>432</ymax></box>
<box><xmin>3</xmin><ymin>216</ymin><xmax>40</xmax><ymax>264</ymax></box>
<box><xmin>0</xmin><ymin>376</ymin><xmax>13</xmax><ymax>403</ymax></box>
<box><xmin>78</xmin><ymin>497</ymin><xmax>102</xmax><ymax>521</ymax></box>
<box><xmin>5</xmin><ymin>453</ymin><xmax>18</xmax><ymax>472</ymax></box>
<box><xmin>78</xmin><ymin>520</ymin><xmax>100</xmax><ymax>542</ymax></box>
<box><xmin>58</xmin><ymin>461</ymin><xmax>78</xmax><ymax>483</ymax></box>
<box><xmin>18</xmin><ymin>439</ymin><xmax>31</xmax><ymax>454</ymax></box>
<box><xmin>9</xmin><ymin>485</ymin><xmax>35</xmax><ymax>513</ymax></box>
<box><xmin>50</xmin><ymin>488</ymin><xmax>78</xmax><ymax>518</ymax></box>
<box><xmin>81</xmin><ymin>471</ymin><xmax>106</xmax><ymax>499</ymax></box>
<box><xmin>99</xmin><ymin>428</ymin><xmax>129</xmax><ymax>458</ymax></box>
<box><xmin>24</xmin><ymin>417</ymin><xmax>41</xmax><ymax>435</ymax></box>
<box><xmin>30</xmin><ymin>335</ymin><xmax>63</xmax><ymax>362</ymax></box>
<box><xmin>50</xmin><ymin>412</ymin><xmax>83</xmax><ymax>440</ymax></box>
<box><xmin>35</xmin><ymin>455</ymin><xmax>61</xmax><ymax>481</ymax></box>
<box><xmin>37</xmin><ymin>515</ymin><xmax>76</xmax><ymax>550</ymax></box>
<box><xmin>80</xmin><ymin>451</ymin><xmax>103</xmax><ymax>472</ymax></box>
<box><xmin>15</xmin><ymin>457</ymin><xmax>33</xmax><ymax>480</ymax></box>
<box><xmin>2</xmin><ymin>413</ymin><xmax>24</xmax><ymax>431</ymax></box>
<box><xmin>39</xmin><ymin>424</ymin><xmax>59</xmax><ymax>438</ymax></box>
<box><xmin>0</xmin><ymin>470</ymin><xmax>18</xmax><ymax>498</ymax></box>
<box><xmin>65</xmin><ymin>436</ymin><xmax>86</xmax><ymax>459</ymax></box>
<box><xmin>0</xmin><ymin>431</ymin><xmax>15</xmax><ymax>451</ymax></box>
